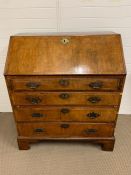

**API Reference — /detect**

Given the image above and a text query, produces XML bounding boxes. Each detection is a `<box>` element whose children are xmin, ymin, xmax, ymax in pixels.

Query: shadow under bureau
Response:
<box><xmin>4</xmin><ymin>33</ymin><xmax>126</xmax><ymax>151</ymax></box>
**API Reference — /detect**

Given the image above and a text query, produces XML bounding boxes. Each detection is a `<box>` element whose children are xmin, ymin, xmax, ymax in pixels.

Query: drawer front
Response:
<box><xmin>12</xmin><ymin>92</ymin><xmax>121</xmax><ymax>106</ymax></box>
<box><xmin>60</xmin><ymin>107</ymin><xmax>117</xmax><ymax>122</ymax></box>
<box><xmin>11</xmin><ymin>77</ymin><xmax>121</xmax><ymax>91</ymax></box>
<box><xmin>17</xmin><ymin>122</ymin><xmax>115</xmax><ymax>138</ymax></box>
<box><xmin>14</xmin><ymin>107</ymin><xmax>117</xmax><ymax>122</ymax></box>
<box><xmin>14</xmin><ymin>107</ymin><xmax>60</xmax><ymax>122</ymax></box>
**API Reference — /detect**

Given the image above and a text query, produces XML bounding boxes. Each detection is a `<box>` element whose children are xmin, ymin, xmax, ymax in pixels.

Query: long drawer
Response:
<box><xmin>12</xmin><ymin>92</ymin><xmax>121</xmax><ymax>106</ymax></box>
<box><xmin>10</xmin><ymin>77</ymin><xmax>121</xmax><ymax>91</ymax></box>
<box><xmin>17</xmin><ymin>122</ymin><xmax>115</xmax><ymax>138</ymax></box>
<box><xmin>14</xmin><ymin>106</ymin><xmax>117</xmax><ymax>122</ymax></box>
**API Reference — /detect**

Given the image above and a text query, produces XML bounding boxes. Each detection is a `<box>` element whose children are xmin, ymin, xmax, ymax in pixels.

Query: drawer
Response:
<box><xmin>14</xmin><ymin>106</ymin><xmax>117</xmax><ymax>122</ymax></box>
<box><xmin>11</xmin><ymin>77</ymin><xmax>122</xmax><ymax>91</ymax></box>
<box><xmin>14</xmin><ymin>107</ymin><xmax>60</xmax><ymax>122</ymax></box>
<box><xmin>60</xmin><ymin>107</ymin><xmax>117</xmax><ymax>122</ymax></box>
<box><xmin>17</xmin><ymin>122</ymin><xmax>115</xmax><ymax>138</ymax></box>
<box><xmin>12</xmin><ymin>92</ymin><xmax>121</xmax><ymax>106</ymax></box>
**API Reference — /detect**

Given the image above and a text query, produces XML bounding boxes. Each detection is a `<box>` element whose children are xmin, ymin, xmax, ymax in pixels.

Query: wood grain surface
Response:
<box><xmin>14</xmin><ymin>106</ymin><xmax>118</xmax><ymax>122</ymax></box>
<box><xmin>4</xmin><ymin>34</ymin><xmax>126</xmax><ymax>75</ymax></box>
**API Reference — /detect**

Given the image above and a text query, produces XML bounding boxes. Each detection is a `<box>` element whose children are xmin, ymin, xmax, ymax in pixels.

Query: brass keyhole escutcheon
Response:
<box><xmin>61</xmin><ymin>38</ymin><xmax>70</xmax><ymax>45</ymax></box>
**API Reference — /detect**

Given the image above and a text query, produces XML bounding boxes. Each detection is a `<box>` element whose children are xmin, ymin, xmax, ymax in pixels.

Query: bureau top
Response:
<box><xmin>4</xmin><ymin>33</ymin><xmax>126</xmax><ymax>75</ymax></box>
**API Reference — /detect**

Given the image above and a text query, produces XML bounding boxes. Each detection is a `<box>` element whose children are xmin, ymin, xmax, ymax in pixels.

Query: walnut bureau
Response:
<box><xmin>4</xmin><ymin>33</ymin><xmax>126</xmax><ymax>151</ymax></box>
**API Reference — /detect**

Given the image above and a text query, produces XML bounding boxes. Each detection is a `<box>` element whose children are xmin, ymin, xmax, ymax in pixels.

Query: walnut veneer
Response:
<box><xmin>4</xmin><ymin>33</ymin><xmax>126</xmax><ymax>151</ymax></box>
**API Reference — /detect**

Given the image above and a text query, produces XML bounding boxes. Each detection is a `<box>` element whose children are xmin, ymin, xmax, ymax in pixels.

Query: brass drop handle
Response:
<box><xmin>88</xmin><ymin>96</ymin><xmax>101</xmax><ymax>104</ymax></box>
<box><xmin>34</xmin><ymin>128</ymin><xmax>45</xmax><ymax>133</ymax></box>
<box><xmin>89</xmin><ymin>81</ymin><xmax>103</xmax><ymax>89</ymax></box>
<box><xmin>32</xmin><ymin>113</ymin><xmax>45</xmax><ymax>118</ymax></box>
<box><xmin>87</xmin><ymin>112</ymin><xmax>100</xmax><ymax>119</ymax></box>
<box><xmin>59</xmin><ymin>93</ymin><xmax>70</xmax><ymax>99</ymax></box>
<box><xmin>61</xmin><ymin>124</ymin><xmax>70</xmax><ymax>129</ymax></box>
<box><xmin>84</xmin><ymin>129</ymin><xmax>97</xmax><ymax>134</ymax></box>
<box><xmin>26</xmin><ymin>82</ymin><xmax>40</xmax><ymax>89</ymax></box>
<box><xmin>59</xmin><ymin>79</ymin><xmax>69</xmax><ymax>86</ymax></box>
<box><xmin>26</xmin><ymin>96</ymin><xmax>42</xmax><ymax>104</ymax></box>
<box><xmin>61</xmin><ymin>108</ymin><xmax>70</xmax><ymax>114</ymax></box>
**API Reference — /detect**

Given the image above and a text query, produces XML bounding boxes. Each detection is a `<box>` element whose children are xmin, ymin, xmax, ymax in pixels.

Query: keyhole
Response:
<box><xmin>61</xmin><ymin>38</ymin><xmax>69</xmax><ymax>45</ymax></box>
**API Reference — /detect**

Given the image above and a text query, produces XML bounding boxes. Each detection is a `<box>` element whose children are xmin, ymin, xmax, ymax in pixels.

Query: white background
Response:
<box><xmin>0</xmin><ymin>0</ymin><xmax>131</xmax><ymax>113</ymax></box>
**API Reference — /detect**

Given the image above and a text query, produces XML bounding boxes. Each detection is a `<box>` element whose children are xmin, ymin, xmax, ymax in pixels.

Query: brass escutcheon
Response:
<box><xmin>61</xmin><ymin>38</ymin><xmax>70</xmax><ymax>45</ymax></box>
